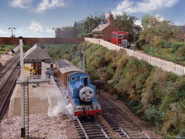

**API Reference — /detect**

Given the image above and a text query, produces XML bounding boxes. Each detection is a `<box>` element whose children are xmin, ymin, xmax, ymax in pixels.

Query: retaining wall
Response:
<box><xmin>0</xmin><ymin>37</ymin><xmax>84</xmax><ymax>45</ymax></box>
<box><xmin>84</xmin><ymin>37</ymin><xmax>185</xmax><ymax>76</ymax></box>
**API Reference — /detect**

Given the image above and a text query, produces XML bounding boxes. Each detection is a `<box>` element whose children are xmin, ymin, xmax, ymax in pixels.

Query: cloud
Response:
<box><xmin>155</xmin><ymin>14</ymin><xmax>165</xmax><ymax>21</ymax></box>
<box><xmin>135</xmin><ymin>20</ymin><xmax>142</xmax><ymax>26</ymax></box>
<box><xmin>36</xmin><ymin>0</ymin><xmax>65</xmax><ymax>13</ymax></box>
<box><xmin>0</xmin><ymin>29</ymin><xmax>8</xmax><ymax>36</ymax></box>
<box><xmin>10</xmin><ymin>0</ymin><xmax>32</xmax><ymax>8</ymax></box>
<box><xmin>29</xmin><ymin>21</ymin><xmax>43</xmax><ymax>33</ymax></box>
<box><xmin>112</xmin><ymin>0</ymin><xmax>179</xmax><ymax>14</ymax></box>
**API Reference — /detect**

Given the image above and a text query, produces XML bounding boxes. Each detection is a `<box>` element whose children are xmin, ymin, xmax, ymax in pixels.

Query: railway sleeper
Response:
<box><xmin>88</xmin><ymin>134</ymin><xmax>106</xmax><ymax>138</ymax></box>
<box><xmin>86</xmin><ymin>131</ymin><xmax>104</xmax><ymax>135</ymax></box>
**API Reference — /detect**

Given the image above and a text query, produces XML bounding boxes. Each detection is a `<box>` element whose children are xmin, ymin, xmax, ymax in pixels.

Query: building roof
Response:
<box><xmin>54</xmin><ymin>59</ymin><xmax>84</xmax><ymax>74</ymax></box>
<box><xmin>91</xmin><ymin>23</ymin><xmax>110</xmax><ymax>33</ymax></box>
<box><xmin>179</xmin><ymin>26</ymin><xmax>185</xmax><ymax>32</ymax></box>
<box><xmin>24</xmin><ymin>44</ymin><xmax>52</xmax><ymax>63</ymax></box>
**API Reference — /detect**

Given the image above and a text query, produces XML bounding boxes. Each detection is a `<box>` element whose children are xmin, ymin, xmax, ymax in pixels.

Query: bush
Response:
<box><xmin>164</xmin><ymin>41</ymin><xmax>171</xmax><ymax>48</ymax></box>
<box><xmin>148</xmin><ymin>46</ymin><xmax>155</xmax><ymax>55</ymax></box>
<box><xmin>136</xmin><ymin>39</ymin><xmax>145</xmax><ymax>50</ymax></box>
<box><xmin>159</xmin><ymin>40</ymin><xmax>165</xmax><ymax>48</ymax></box>
<box><xmin>172</xmin><ymin>43</ymin><xmax>183</xmax><ymax>52</ymax></box>
<box><xmin>177</xmin><ymin>128</ymin><xmax>185</xmax><ymax>138</ymax></box>
<box><xmin>127</xmin><ymin>99</ymin><xmax>138</xmax><ymax>107</ymax></box>
<box><xmin>176</xmin><ymin>46</ymin><xmax>185</xmax><ymax>57</ymax></box>
<box><xmin>176</xmin><ymin>84</ymin><xmax>185</xmax><ymax>98</ymax></box>
<box><xmin>143</xmin><ymin>104</ymin><xmax>164</xmax><ymax>128</ymax></box>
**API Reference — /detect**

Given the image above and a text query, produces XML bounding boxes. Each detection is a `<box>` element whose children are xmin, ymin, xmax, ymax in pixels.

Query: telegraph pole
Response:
<box><xmin>9</xmin><ymin>27</ymin><xmax>16</xmax><ymax>37</ymax></box>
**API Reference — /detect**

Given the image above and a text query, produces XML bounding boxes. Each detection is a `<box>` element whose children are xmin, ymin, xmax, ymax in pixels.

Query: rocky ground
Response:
<box><xmin>0</xmin><ymin>114</ymin><xmax>79</xmax><ymax>139</ymax></box>
<box><xmin>0</xmin><ymin>54</ymin><xmax>12</xmax><ymax>66</ymax></box>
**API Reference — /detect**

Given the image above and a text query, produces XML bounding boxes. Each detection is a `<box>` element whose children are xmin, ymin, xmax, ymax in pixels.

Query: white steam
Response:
<box><xmin>46</xmin><ymin>87</ymin><xmax>74</xmax><ymax>119</ymax></box>
<box><xmin>32</xmin><ymin>82</ymin><xmax>74</xmax><ymax>119</ymax></box>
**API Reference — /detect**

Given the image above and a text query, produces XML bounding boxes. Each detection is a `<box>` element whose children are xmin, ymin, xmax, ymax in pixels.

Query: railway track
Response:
<box><xmin>0</xmin><ymin>55</ymin><xmax>20</xmax><ymax>122</ymax></box>
<box><xmin>0</xmin><ymin>54</ymin><xmax>19</xmax><ymax>80</ymax></box>
<box><xmin>54</xmin><ymin>73</ymin><xmax>151</xmax><ymax>138</ymax></box>
<box><xmin>97</xmin><ymin>92</ymin><xmax>151</xmax><ymax>139</ymax></box>
<box><xmin>54</xmin><ymin>75</ymin><xmax>111</xmax><ymax>138</ymax></box>
<box><xmin>73</xmin><ymin>116</ymin><xmax>110</xmax><ymax>139</ymax></box>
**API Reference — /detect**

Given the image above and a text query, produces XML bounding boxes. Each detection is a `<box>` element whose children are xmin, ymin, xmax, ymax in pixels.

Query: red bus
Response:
<box><xmin>111</xmin><ymin>31</ymin><xmax>131</xmax><ymax>48</ymax></box>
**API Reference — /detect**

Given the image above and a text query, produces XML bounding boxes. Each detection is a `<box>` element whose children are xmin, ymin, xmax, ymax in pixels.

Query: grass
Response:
<box><xmin>140</xmin><ymin>43</ymin><xmax>185</xmax><ymax>66</ymax></box>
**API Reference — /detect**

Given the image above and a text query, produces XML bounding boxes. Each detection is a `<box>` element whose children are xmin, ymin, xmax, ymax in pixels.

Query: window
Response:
<box><xmin>124</xmin><ymin>34</ymin><xmax>128</xmax><ymax>38</ymax></box>
<box><xmin>118</xmin><ymin>34</ymin><xmax>124</xmax><ymax>39</ymax></box>
<box><xmin>71</xmin><ymin>76</ymin><xmax>76</xmax><ymax>81</ymax></box>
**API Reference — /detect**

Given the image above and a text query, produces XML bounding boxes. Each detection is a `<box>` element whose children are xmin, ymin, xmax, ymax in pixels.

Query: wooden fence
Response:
<box><xmin>84</xmin><ymin>37</ymin><xmax>185</xmax><ymax>76</ymax></box>
<box><xmin>0</xmin><ymin>37</ymin><xmax>84</xmax><ymax>45</ymax></box>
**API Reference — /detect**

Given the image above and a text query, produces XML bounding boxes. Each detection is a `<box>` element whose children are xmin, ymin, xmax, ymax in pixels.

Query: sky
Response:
<box><xmin>0</xmin><ymin>0</ymin><xmax>184</xmax><ymax>38</ymax></box>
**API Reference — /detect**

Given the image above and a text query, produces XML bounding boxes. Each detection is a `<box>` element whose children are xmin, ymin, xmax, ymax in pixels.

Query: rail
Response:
<box><xmin>97</xmin><ymin>92</ymin><xmax>151</xmax><ymax>139</ymax></box>
<box><xmin>0</xmin><ymin>65</ymin><xmax>20</xmax><ymax>122</ymax></box>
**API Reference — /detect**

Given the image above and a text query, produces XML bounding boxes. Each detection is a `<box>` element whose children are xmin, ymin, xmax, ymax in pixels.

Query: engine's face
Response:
<box><xmin>79</xmin><ymin>86</ymin><xmax>95</xmax><ymax>102</ymax></box>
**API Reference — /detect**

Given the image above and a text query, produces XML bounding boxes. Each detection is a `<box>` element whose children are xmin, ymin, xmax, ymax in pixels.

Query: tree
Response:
<box><xmin>114</xmin><ymin>12</ymin><xmax>140</xmax><ymax>34</ymax></box>
<box><xmin>81</xmin><ymin>12</ymin><xmax>108</xmax><ymax>33</ymax></box>
<box><xmin>73</xmin><ymin>21</ymin><xmax>78</xmax><ymax>37</ymax></box>
<box><xmin>55</xmin><ymin>26</ymin><xmax>74</xmax><ymax>38</ymax></box>
<box><xmin>141</xmin><ymin>15</ymin><xmax>181</xmax><ymax>44</ymax></box>
<box><xmin>55</xmin><ymin>21</ymin><xmax>82</xmax><ymax>38</ymax></box>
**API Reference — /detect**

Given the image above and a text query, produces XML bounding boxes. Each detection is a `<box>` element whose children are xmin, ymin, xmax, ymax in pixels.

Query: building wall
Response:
<box><xmin>103</xmin><ymin>24</ymin><xmax>120</xmax><ymax>41</ymax></box>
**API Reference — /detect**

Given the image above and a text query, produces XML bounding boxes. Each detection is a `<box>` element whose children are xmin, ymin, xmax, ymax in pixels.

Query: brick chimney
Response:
<box><xmin>108</xmin><ymin>13</ymin><xmax>114</xmax><ymax>24</ymax></box>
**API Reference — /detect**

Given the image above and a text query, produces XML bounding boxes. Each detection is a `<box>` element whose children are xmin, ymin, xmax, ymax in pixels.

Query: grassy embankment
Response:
<box><xmin>0</xmin><ymin>44</ymin><xmax>31</xmax><ymax>56</ymax></box>
<box><xmin>59</xmin><ymin>41</ymin><xmax>185</xmax><ymax>138</ymax></box>
<box><xmin>137</xmin><ymin>40</ymin><xmax>185</xmax><ymax>66</ymax></box>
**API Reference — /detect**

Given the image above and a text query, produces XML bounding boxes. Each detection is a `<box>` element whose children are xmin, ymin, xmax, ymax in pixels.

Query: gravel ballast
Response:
<box><xmin>0</xmin><ymin>114</ymin><xmax>79</xmax><ymax>139</ymax></box>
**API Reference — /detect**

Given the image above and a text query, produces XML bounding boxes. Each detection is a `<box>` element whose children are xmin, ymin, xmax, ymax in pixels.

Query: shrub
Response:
<box><xmin>99</xmin><ymin>71</ymin><xmax>111</xmax><ymax>81</ymax></box>
<box><xmin>127</xmin><ymin>99</ymin><xmax>138</xmax><ymax>107</ymax></box>
<box><xmin>176</xmin><ymin>46</ymin><xmax>185</xmax><ymax>57</ymax></box>
<box><xmin>164</xmin><ymin>41</ymin><xmax>171</xmax><ymax>48</ymax></box>
<box><xmin>136</xmin><ymin>39</ymin><xmax>145</xmax><ymax>50</ymax></box>
<box><xmin>104</xmin><ymin>50</ymin><xmax>116</xmax><ymax>63</ymax></box>
<box><xmin>148</xmin><ymin>46</ymin><xmax>155</xmax><ymax>55</ymax></box>
<box><xmin>63</xmin><ymin>54</ymin><xmax>71</xmax><ymax>61</ymax></box>
<box><xmin>177</xmin><ymin>128</ymin><xmax>185</xmax><ymax>138</ymax></box>
<box><xmin>143</xmin><ymin>104</ymin><xmax>164</xmax><ymax>128</ymax></box>
<box><xmin>116</xmin><ymin>55</ymin><xmax>128</xmax><ymax>68</ymax></box>
<box><xmin>172</xmin><ymin>43</ymin><xmax>183</xmax><ymax>52</ymax></box>
<box><xmin>159</xmin><ymin>40</ymin><xmax>165</xmax><ymax>48</ymax></box>
<box><xmin>176</xmin><ymin>84</ymin><xmax>185</xmax><ymax>98</ymax></box>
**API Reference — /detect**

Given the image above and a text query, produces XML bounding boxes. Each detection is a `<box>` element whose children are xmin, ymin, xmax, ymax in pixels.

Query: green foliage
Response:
<box><xmin>44</xmin><ymin>44</ymin><xmax>78</xmax><ymax>61</ymax></box>
<box><xmin>114</xmin><ymin>12</ymin><xmax>141</xmax><ymax>34</ymax></box>
<box><xmin>159</xmin><ymin>40</ymin><xmax>165</xmax><ymax>48</ymax></box>
<box><xmin>176</xmin><ymin>46</ymin><xmax>185</xmax><ymax>57</ymax></box>
<box><xmin>159</xmin><ymin>92</ymin><xmax>177</xmax><ymax>113</ymax></box>
<box><xmin>176</xmin><ymin>128</ymin><xmax>185</xmax><ymax>138</ymax></box>
<box><xmin>172</xmin><ymin>43</ymin><xmax>183</xmax><ymax>52</ymax></box>
<box><xmin>144</xmin><ymin>104</ymin><xmax>164</xmax><ymax>128</ymax></box>
<box><xmin>176</xmin><ymin>84</ymin><xmax>185</xmax><ymax>99</ymax></box>
<box><xmin>164</xmin><ymin>41</ymin><xmax>171</xmax><ymax>48</ymax></box>
<box><xmin>148</xmin><ymin>46</ymin><xmax>155</xmax><ymax>55</ymax></box>
<box><xmin>5</xmin><ymin>45</ymin><xmax>14</xmax><ymax>50</ymax></box>
<box><xmin>81</xmin><ymin>12</ymin><xmax>108</xmax><ymax>34</ymax></box>
<box><xmin>136</xmin><ymin>39</ymin><xmax>145</xmax><ymax>50</ymax></box>
<box><xmin>141</xmin><ymin>14</ymin><xmax>181</xmax><ymax>46</ymax></box>
<box><xmin>127</xmin><ymin>99</ymin><xmax>138</xmax><ymax>107</ymax></box>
